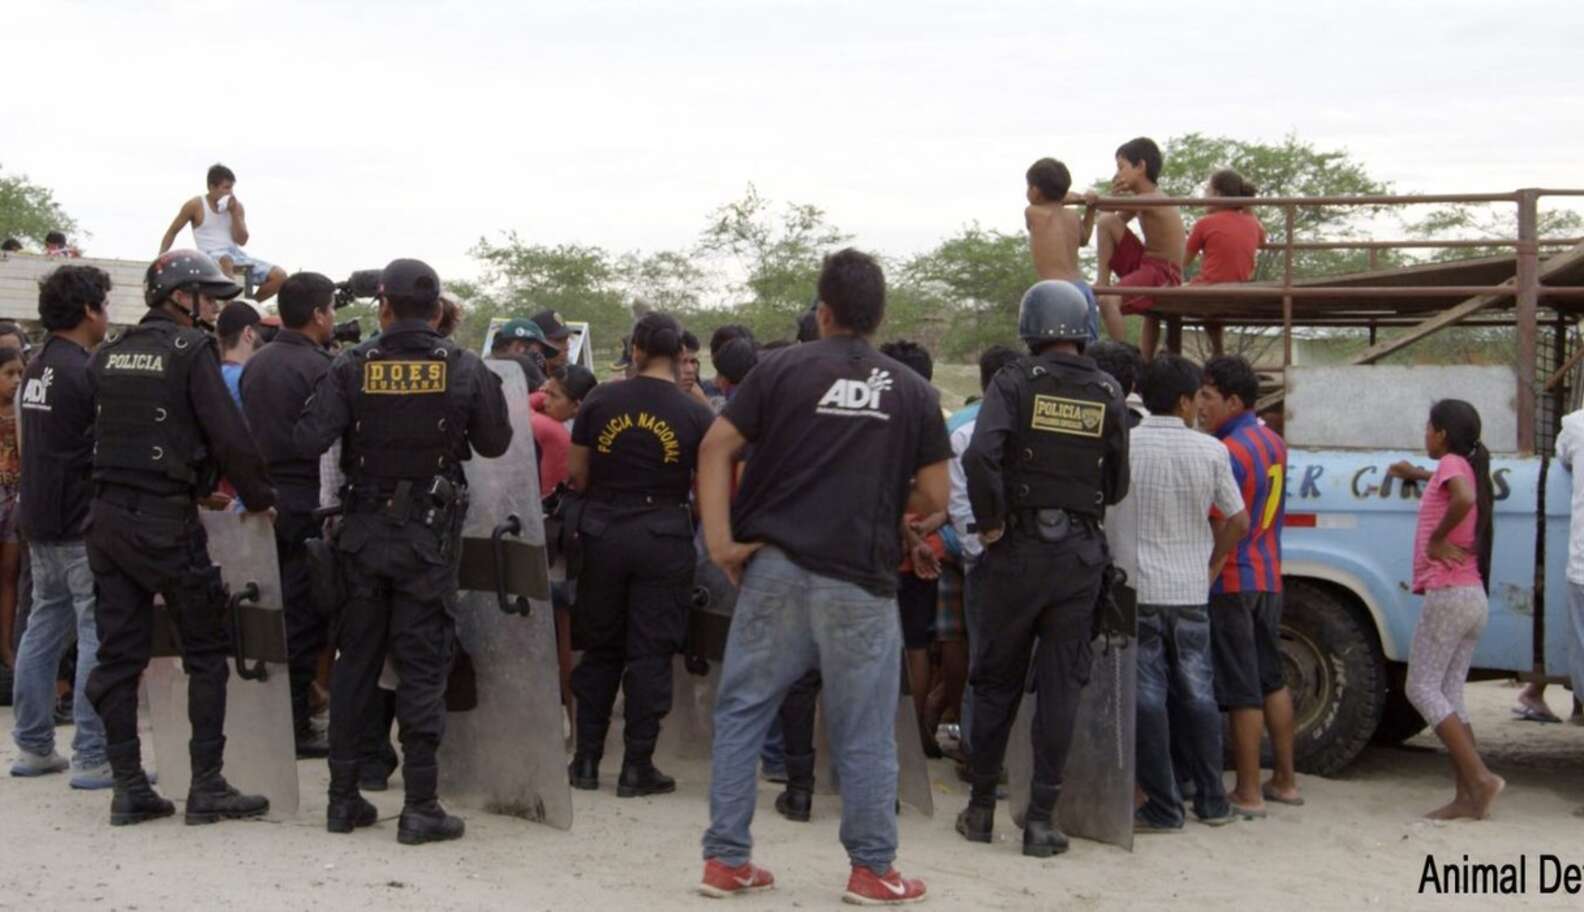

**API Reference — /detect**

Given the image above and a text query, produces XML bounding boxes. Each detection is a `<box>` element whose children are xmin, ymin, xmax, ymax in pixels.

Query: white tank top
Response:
<box><xmin>192</xmin><ymin>196</ymin><xmax>235</xmax><ymax>252</ymax></box>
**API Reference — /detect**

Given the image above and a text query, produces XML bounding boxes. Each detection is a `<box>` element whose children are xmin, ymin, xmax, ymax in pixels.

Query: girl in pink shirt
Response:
<box><xmin>1386</xmin><ymin>399</ymin><xmax>1502</xmax><ymax>820</ymax></box>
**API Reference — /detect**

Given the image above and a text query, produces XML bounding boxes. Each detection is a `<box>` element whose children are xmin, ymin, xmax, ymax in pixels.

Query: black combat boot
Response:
<box><xmin>616</xmin><ymin>741</ymin><xmax>675</xmax><ymax>798</ymax></box>
<box><xmin>107</xmin><ymin>740</ymin><xmax>174</xmax><ymax>827</ymax></box>
<box><xmin>185</xmin><ymin>738</ymin><xmax>269</xmax><ymax>825</ymax></box>
<box><xmin>1022</xmin><ymin>784</ymin><xmax>1069</xmax><ymax>858</ymax></box>
<box><xmin>360</xmin><ymin>747</ymin><xmax>400</xmax><ymax>792</ymax></box>
<box><xmin>774</xmin><ymin>751</ymin><xmax>815</xmax><ymax>822</ymax></box>
<box><xmin>327</xmin><ymin>761</ymin><xmax>378</xmax><ymax>834</ymax></box>
<box><xmin>397</xmin><ymin>764</ymin><xmax>464</xmax><ymax>845</ymax></box>
<box><xmin>568</xmin><ymin>754</ymin><xmax>601</xmax><ymax>790</ymax></box>
<box><xmin>955</xmin><ymin>773</ymin><xmax>998</xmax><ymax>843</ymax></box>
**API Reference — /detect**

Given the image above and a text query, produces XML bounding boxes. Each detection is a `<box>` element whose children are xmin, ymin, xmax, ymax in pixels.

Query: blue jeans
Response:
<box><xmin>703</xmin><ymin>548</ymin><xmax>902</xmax><ymax>873</ymax></box>
<box><xmin>1135</xmin><ymin>603</ymin><xmax>1228</xmax><ymax>825</ymax></box>
<box><xmin>11</xmin><ymin>542</ymin><xmax>105</xmax><ymax>766</ymax></box>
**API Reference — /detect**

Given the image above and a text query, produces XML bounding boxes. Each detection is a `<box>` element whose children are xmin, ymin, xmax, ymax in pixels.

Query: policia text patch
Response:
<box><xmin>363</xmin><ymin>360</ymin><xmax>447</xmax><ymax>394</ymax></box>
<box><xmin>103</xmin><ymin>352</ymin><xmax>167</xmax><ymax>376</ymax></box>
<box><xmin>1030</xmin><ymin>394</ymin><xmax>1104</xmax><ymax>437</ymax></box>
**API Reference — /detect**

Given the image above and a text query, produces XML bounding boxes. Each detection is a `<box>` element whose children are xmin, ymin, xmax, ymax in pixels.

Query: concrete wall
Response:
<box><xmin>1284</xmin><ymin>365</ymin><xmax>1519</xmax><ymax>453</ymax></box>
<box><xmin>1</xmin><ymin>252</ymin><xmax>149</xmax><ymax>326</ymax></box>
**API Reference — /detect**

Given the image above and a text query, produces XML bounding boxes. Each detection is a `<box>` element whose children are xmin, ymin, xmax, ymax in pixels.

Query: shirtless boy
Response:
<box><xmin>1086</xmin><ymin>137</ymin><xmax>1185</xmax><ymax>359</ymax></box>
<box><xmin>159</xmin><ymin>164</ymin><xmax>287</xmax><ymax>302</ymax></box>
<box><xmin>1025</xmin><ymin>158</ymin><xmax>1099</xmax><ymax>343</ymax></box>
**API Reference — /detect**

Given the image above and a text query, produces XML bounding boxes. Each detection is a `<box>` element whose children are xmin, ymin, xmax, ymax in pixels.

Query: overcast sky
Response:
<box><xmin>3</xmin><ymin>0</ymin><xmax>1579</xmax><ymax>288</ymax></box>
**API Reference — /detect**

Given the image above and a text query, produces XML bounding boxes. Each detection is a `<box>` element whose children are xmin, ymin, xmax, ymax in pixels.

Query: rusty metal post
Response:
<box><xmin>1517</xmin><ymin>189</ymin><xmax>1539</xmax><ymax>453</ymax></box>
<box><xmin>1282</xmin><ymin>205</ymin><xmax>1295</xmax><ymax>367</ymax></box>
<box><xmin>1367</xmin><ymin>248</ymin><xmax>1379</xmax><ymax>270</ymax></box>
<box><xmin>1553</xmin><ymin>314</ymin><xmax>1568</xmax><ymax>444</ymax></box>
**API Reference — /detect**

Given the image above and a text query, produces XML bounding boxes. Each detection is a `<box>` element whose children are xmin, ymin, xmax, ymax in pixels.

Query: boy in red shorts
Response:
<box><xmin>1086</xmin><ymin>137</ymin><xmax>1185</xmax><ymax>360</ymax></box>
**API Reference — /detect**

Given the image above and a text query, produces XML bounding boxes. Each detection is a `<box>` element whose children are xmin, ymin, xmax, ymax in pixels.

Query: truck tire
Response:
<box><xmin>1372</xmin><ymin>663</ymin><xmax>1429</xmax><ymax>745</ymax></box>
<box><xmin>1279</xmin><ymin>580</ymin><xmax>1387</xmax><ymax>776</ymax></box>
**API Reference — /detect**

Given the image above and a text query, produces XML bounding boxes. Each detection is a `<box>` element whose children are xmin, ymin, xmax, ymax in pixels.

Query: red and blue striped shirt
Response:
<box><xmin>1212</xmin><ymin>411</ymin><xmax>1287</xmax><ymax>593</ymax></box>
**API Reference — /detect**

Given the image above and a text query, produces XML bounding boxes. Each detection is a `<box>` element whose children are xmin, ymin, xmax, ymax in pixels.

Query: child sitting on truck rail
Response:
<box><xmin>1186</xmin><ymin>169</ymin><xmax>1265</xmax><ymax>356</ymax></box>
<box><xmin>1087</xmin><ymin>137</ymin><xmax>1185</xmax><ymax>360</ymax></box>
<box><xmin>1024</xmin><ymin>157</ymin><xmax>1100</xmax><ymax>343</ymax></box>
<box><xmin>1386</xmin><ymin>400</ymin><xmax>1505</xmax><ymax>821</ymax></box>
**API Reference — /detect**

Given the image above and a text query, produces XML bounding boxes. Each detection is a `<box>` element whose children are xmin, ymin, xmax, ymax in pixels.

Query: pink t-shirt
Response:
<box><xmin>531</xmin><ymin>408</ymin><xmax>571</xmax><ymax>498</ymax></box>
<box><xmin>1412</xmin><ymin>453</ymin><xmax>1482</xmax><ymax>593</ymax></box>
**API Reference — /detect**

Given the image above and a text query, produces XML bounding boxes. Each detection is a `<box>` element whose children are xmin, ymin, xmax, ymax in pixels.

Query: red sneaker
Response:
<box><xmin>842</xmin><ymin>867</ymin><xmax>927</xmax><ymax>905</ymax></box>
<box><xmin>698</xmin><ymin>859</ymin><xmax>775</xmax><ymax>899</ymax></box>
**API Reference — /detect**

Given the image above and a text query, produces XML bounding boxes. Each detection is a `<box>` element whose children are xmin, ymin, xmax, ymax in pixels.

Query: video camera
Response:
<box><xmin>333</xmin><ymin>269</ymin><xmax>383</xmax><ymax>309</ymax></box>
<box><xmin>333</xmin><ymin>318</ymin><xmax>362</xmax><ymax>346</ymax></box>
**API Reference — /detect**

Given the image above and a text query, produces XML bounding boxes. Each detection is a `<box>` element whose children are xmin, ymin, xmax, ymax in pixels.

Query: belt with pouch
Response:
<box><xmin>1008</xmin><ymin>507</ymin><xmax>1099</xmax><ymax>543</ymax></box>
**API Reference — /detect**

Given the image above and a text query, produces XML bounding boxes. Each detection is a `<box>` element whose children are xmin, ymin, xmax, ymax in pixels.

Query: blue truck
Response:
<box><xmin>1270</xmin><ymin>365</ymin><xmax>1574</xmax><ymax>774</ymax></box>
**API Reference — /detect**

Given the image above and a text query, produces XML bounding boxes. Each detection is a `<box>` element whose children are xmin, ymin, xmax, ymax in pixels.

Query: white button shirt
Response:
<box><xmin>1129</xmin><ymin>415</ymin><xmax>1245</xmax><ymax>606</ymax></box>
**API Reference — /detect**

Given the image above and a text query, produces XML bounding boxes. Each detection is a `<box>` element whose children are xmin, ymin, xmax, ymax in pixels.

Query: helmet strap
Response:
<box><xmin>166</xmin><ymin>286</ymin><xmax>214</xmax><ymax>331</ymax></box>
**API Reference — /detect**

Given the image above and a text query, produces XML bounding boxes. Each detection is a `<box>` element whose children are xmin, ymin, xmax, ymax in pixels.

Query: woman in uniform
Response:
<box><xmin>566</xmin><ymin>312</ymin><xmax>715</xmax><ymax>796</ymax></box>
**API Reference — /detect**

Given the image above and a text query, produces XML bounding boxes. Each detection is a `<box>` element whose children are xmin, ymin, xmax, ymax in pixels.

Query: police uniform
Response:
<box><xmin>566</xmin><ymin>360</ymin><xmax>713</xmax><ymax>797</ymax></box>
<box><xmin>84</xmin><ymin>249</ymin><xmax>277</xmax><ymax>826</ymax></box>
<box><xmin>240</xmin><ymin>323</ymin><xmax>335</xmax><ymax>756</ymax></box>
<box><xmin>293</xmin><ymin>259</ymin><xmax>511</xmax><ymax>844</ymax></box>
<box><xmin>957</xmin><ymin>280</ymin><xmax>1129</xmax><ymax>857</ymax></box>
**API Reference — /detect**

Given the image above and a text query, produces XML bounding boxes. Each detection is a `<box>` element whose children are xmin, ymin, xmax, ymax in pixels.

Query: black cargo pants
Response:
<box><xmin>967</xmin><ymin>521</ymin><xmax>1106</xmax><ymax>789</ymax></box>
<box><xmin>85</xmin><ymin>491</ymin><xmax>231</xmax><ymax>757</ymax></box>
<box><xmin>275</xmin><ymin>496</ymin><xmax>329</xmax><ymax>734</ymax></box>
<box><xmin>327</xmin><ymin>511</ymin><xmax>457</xmax><ymax>801</ymax></box>
<box><xmin>570</xmin><ymin>502</ymin><xmax>694</xmax><ymax>761</ymax></box>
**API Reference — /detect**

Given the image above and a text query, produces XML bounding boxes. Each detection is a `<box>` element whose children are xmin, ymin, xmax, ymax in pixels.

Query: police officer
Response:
<box><xmin>294</xmin><ymin>258</ymin><xmax>510</xmax><ymax>845</ymax></box>
<box><xmin>239</xmin><ymin>272</ymin><xmax>338</xmax><ymax>758</ymax></box>
<box><xmin>84</xmin><ymin>249</ymin><xmax>278</xmax><ymax>826</ymax></box>
<box><xmin>956</xmin><ymin>280</ymin><xmax>1129</xmax><ymax>858</ymax></box>
<box><xmin>566</xmin><ymin>312</ymin><xmax>714</xmax><ymax>797</ymax></box>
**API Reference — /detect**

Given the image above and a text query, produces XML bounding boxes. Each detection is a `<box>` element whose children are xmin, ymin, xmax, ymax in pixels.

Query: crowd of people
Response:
<box><xmin>0</xmin><ymin>139</ymin><xmax>1579</xmax><ymax>907</ymax></box>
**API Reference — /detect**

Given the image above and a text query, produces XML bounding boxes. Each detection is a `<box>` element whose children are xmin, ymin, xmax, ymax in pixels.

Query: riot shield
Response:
<box><xmin>146</xmin><ymin>511</ymin><xmax>298</xmax><ymax>817</ymax></box>
<box><xmin>655</xmin><ymin>532</ymin><xmax>731</xmax><ymax>763</ymax></box>
<box><xmin>1007</xmin><ymin>497</ymin><xmax>1139</xmax><ymax>850</ymax></box>
<box><xmin>441</xmin><ymin>358</ymin><xmax>571</xmax><ymax>829</ymax></box>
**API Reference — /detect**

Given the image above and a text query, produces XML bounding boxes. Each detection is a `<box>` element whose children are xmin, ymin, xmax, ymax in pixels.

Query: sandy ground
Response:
<box><xmin>2</xmin><ymin>680</ymin><xmax>1582</xmax><ymax>912</ymax></box>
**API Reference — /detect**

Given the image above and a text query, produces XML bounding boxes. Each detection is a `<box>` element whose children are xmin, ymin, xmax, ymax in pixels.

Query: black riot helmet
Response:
<box><xmin>1017</xmin><ymin>280</ymin><xmax>1091</xmax><ymax>349</ymax></box>
<box><xmin>144</xmin><ymin>249</ymin><xmax>242</xmax><ymax>315</ymax></box>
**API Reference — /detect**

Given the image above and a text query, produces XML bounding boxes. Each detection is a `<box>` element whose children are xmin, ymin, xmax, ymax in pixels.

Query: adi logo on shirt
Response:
<box><xmin>22</xmin><ymin>367</ymin><xmax>53</xmax><ymax>411</ymax></box>
<box><xmin>816</xmin><ymin>368</ymin><xmax>894</xmax><ymax>420</ymax></box>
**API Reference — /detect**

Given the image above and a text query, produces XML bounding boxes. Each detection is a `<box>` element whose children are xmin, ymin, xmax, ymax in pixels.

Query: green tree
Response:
<box><xmin>1149</xmin><ymin>133</ymin><xmax>1394</xmax><ymax>281</ymax></box>
<box><xmin>468</xmin><ymin>234</ymin><xmax>632</xmax><ymax>357</ymax></box>
<box><xmin>897</xmin><ymin>225</ymin><xmax>1038</xmax><ymax>359</ymax></box>
<box><xmin>618</xmin><ymin>249</ymin><xmax>713</xmax><ymax>325</ymax></box>
<box><xmin>695</xmin><ymin>185</ymin><xmax>849</xmax><ymax>341</ymax></box>
<box><xmin>1401</xmin><ymin>202</ymin><xmax>1584</xmax><ymax>262</ymax></box>
<box><xmin>0</xmin><ymin>165</ymin><xmax>79</xmax><ymax>248</ymax></box>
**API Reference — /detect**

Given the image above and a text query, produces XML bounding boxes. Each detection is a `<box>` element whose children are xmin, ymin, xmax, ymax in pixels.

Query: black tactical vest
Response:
<box><xmin>90</xmin><ymin>320</ymin><xmax>210</xmax><ymax>487</ymax></box>
<box><xmin>1006</xmin><ymin>357</ymin><xmax>1116</xmax><ymax>517</ymax></box>
<box><xmin>343</xmin><ymin>338</ymin><xmax>468</xmax><ymax>483</ymax></box>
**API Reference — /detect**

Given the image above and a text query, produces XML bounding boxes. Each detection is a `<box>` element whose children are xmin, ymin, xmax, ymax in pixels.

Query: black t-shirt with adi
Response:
<box><xmin>723</xmin><ymin>335</ymin><xmax>951</xmax><ymax>596</ymax></box>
